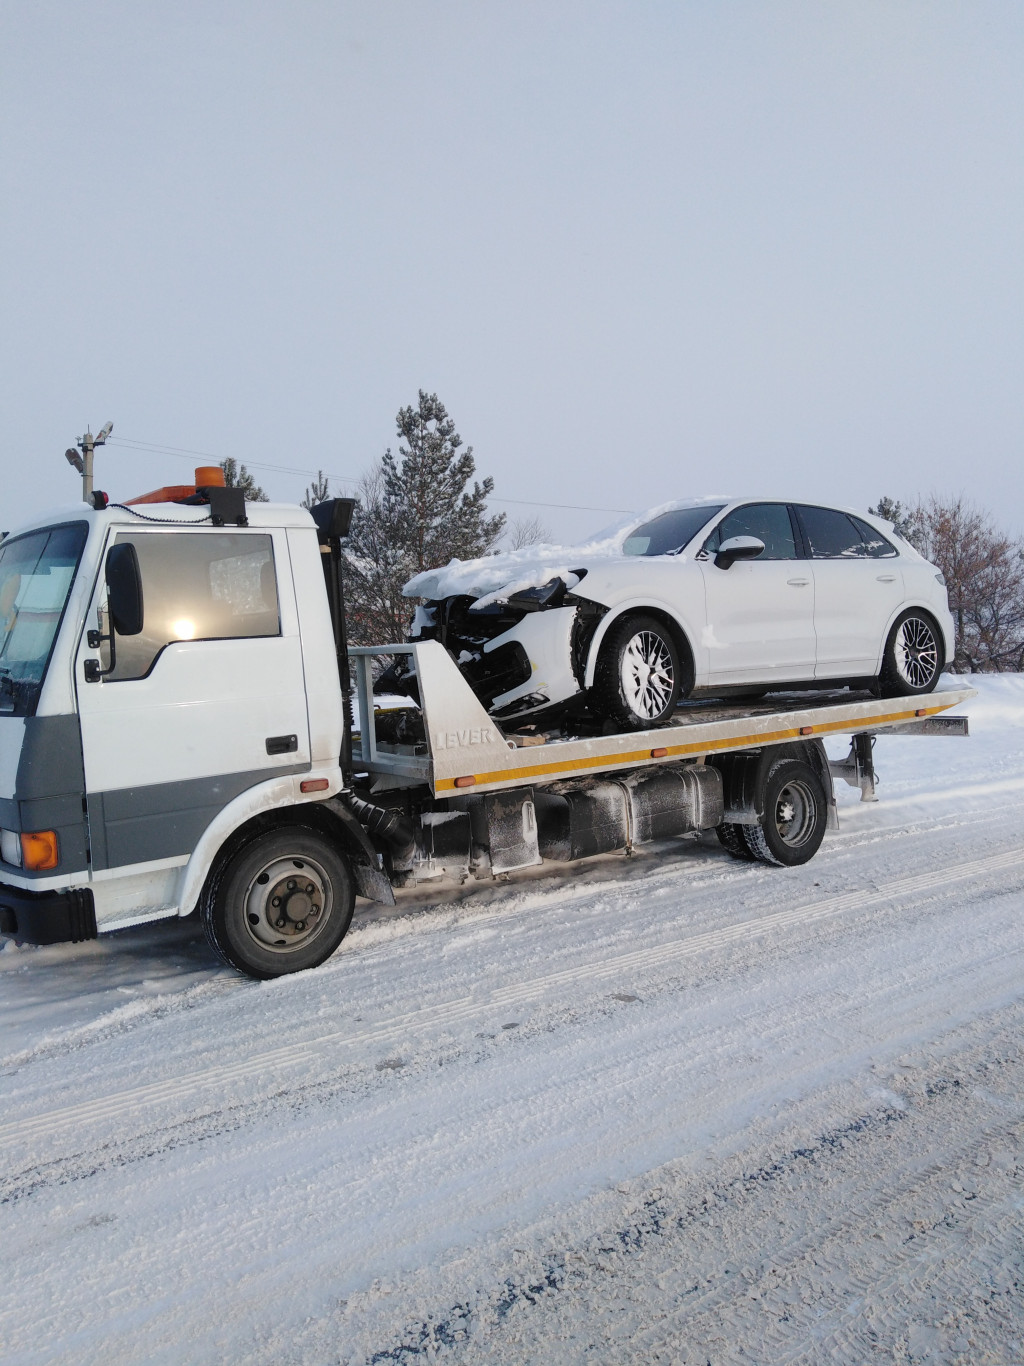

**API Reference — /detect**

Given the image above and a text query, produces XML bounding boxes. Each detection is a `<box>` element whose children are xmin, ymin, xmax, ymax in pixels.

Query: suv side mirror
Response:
<box><xmin>715</xmin><ymin>535</ymin><xmax>765</xmax><ymax>570</ymax></box>
<box><xmin>84</xmin><ymin>543</ymin><xmax>144</xmax><ymax>682</ymax></box>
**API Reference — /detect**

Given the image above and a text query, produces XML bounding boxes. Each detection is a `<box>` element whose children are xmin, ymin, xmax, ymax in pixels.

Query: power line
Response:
<box><xmin>108</xmin><ymin>437</ymin><xmax>355</xmax><ymax>483</ymax></box>
<box><xmin>107</xmin><ymin>434</ymin><xmax>637</xmax><ymax>517</ymax></box>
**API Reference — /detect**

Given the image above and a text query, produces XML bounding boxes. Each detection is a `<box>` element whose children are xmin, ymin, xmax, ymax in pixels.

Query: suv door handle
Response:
<box><xmin>787</xmin><ymin>578</ymin><xmax>810</xmax><ymax>587</ymax></box>
<box><xmin>876</xmin><ymin>574</ymin><xmax>897</xmax><ymax>583</ymax></box>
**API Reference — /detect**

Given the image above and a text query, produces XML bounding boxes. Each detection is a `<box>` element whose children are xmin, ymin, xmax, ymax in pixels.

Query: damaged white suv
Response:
<box><xmin>403</xmin><ymin>499</ymin><xmax>955</xmax><ymax>730</ymax></box>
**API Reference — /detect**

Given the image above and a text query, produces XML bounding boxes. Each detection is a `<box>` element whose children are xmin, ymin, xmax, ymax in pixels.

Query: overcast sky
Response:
<box><xmin>2</xmin><ymin>1</ymin><xmax>1022</xmax><ymax>543</ymax></box>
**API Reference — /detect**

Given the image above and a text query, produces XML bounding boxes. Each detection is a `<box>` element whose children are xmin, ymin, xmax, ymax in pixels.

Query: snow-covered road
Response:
<box><xmin>2</xmin><ymin>678</ymin><xmax>1023</xmax><ymax>1365</ymax></box>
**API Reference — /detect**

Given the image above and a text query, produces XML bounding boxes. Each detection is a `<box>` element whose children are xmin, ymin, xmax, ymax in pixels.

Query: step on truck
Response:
<box><xmin>0</xmin><ymin>478</ymin><xmax>973</xmax><ymax>979</ymax></box>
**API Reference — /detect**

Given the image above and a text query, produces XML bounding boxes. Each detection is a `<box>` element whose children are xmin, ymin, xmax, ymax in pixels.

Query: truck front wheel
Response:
<box><xmin>202</xmin><ymin>826</ymin><xmax>355</xmax><ymax>978</ymax></box>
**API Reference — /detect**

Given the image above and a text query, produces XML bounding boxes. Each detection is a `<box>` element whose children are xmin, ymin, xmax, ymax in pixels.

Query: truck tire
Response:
<box><xmin>742</xmin><ymin>758</ymin><xmax>827</xmax><ymax>867</ymax></box>
<box><xmin>879</xmin><ymin>609</ymin><xmax>942</xmax><ymax>697</ymax></box>
<box><xmin>202</xmin><ymin>826</ymin><xmax>355</xmax><ymax>979</ymax></box>
<box><xmin>715</xmin><ymin>822</ymin><xmax>756</xmax><ymax>860</ymax></box>
<box><xmin>592</xmin><ymin>614</ymin><xmax>683</xmax><ymax>729</ymax></box>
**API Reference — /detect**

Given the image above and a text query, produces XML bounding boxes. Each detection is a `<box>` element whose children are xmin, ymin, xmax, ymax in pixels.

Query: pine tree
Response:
<box><xmin>301</xmin><ymin>470</ymin><xmax>331</xmax><ymax>509</ymax></box>
<box><xmin>343</xmin><ymin>392</ymin><xmax>505</xmax><ymax>644</ymax></box>
<box><xmin>220</xmin><ymin>457</ymin><xmax>269</xmax><ymax>502</ymax></box>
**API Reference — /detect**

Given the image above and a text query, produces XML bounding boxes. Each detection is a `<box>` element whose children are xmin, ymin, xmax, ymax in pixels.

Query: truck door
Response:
<box><xmin>75</xmin><ymin>526</ymin><xmax>310</xmax><ymax>895</ymax></box>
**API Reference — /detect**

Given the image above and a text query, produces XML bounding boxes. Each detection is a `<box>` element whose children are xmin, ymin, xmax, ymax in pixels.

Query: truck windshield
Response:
<box><xmin>0</xmin><ymin>522</ymin><xmax>88</xmax><ymax>716</ymax></box>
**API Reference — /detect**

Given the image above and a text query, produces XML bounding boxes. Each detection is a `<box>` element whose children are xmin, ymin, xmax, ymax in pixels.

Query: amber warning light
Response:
<box><xmin>126</xmin><ymin>465</ymin><xmax>227</xmax><ymax>507</ymax></box>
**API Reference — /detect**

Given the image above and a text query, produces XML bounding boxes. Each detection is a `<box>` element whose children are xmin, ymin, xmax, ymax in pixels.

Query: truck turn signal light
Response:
<box><xmin>21</xmin><ymin>830</ymin><xmax>58</xmax><ymax>871</ymax></box>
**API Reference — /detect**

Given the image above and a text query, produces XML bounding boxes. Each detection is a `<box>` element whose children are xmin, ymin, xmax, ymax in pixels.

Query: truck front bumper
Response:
<box><xmin>0</xmin><ymin>882</ymin><xmax>97</xmax><ymax>944</ymax></box>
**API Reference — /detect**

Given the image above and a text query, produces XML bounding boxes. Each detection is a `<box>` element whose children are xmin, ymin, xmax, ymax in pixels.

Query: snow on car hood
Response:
<box><xmin>402</xmin><ymin>498</ymin><xmax>726</xmax><ymax>606</ymax></box>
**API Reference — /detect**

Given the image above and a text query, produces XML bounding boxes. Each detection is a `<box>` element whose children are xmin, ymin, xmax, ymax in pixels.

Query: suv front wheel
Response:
<box><xmin>592</xmin><ymin>615</ymin><xmax>683</xmax><ymax>729</ymax></box>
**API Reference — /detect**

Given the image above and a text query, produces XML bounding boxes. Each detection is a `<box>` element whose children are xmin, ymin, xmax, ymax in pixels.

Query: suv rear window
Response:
<box><xmin>797</xmin><ymin>506</ymin><xmax>897</xmax><ymax>559</ymax></box>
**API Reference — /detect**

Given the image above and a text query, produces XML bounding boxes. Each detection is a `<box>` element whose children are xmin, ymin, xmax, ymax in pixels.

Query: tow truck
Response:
<box><xmin>0</xmin><ymin>472</ymin><xmax>972</xmax><ymax>979</ymax></box>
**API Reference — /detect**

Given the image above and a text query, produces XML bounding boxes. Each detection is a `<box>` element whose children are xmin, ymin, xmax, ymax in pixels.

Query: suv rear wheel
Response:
<box><xmin>880</xmin><ymin>609</ymin><xmax>942</xmax><ymax>697</ymax></box>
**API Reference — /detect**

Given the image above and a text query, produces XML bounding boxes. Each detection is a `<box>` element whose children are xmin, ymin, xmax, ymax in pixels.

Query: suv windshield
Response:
<box><xmin>622</xmin><ymin>505</ymin><xmax>724</xmax><ymax>556</ymax></box>
<box><xmin>0</xmin><ymin>522</ymin><xmax>88</xmax><ymax>716</ymax></box>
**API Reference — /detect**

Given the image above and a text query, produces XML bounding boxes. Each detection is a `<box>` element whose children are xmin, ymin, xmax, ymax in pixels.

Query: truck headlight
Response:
<box><xmin>1</xmin><ymin>829</ymin><xmax>22</xmax><ymax>867</ymax></box>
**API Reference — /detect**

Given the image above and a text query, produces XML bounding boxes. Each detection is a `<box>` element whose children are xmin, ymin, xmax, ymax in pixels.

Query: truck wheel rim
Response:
<box><xmin>243</xmin><ymin>855</ymin><xmax>333</xmax><ymax>952</ymax></box>
<box><xmin>894</xmin><ymin>617</ymin><xmax>939</xmax><ymax>689</ymax></box>
<box><xmin>621</xmin><ymin>631</ymin><xmax>675</xmax><ymax>719</ymax></box>
<box><xmin>773</xmin><ymin>779</ymin><xmax>816</xmax><ymax>848</ymax></box>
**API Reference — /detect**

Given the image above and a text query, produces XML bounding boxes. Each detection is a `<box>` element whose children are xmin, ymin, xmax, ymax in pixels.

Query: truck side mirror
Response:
<box><xmin>715</xmin><ymin>535</ymin><xmax>765</xmax><ymax>570</ymax></box>
<box><xmin>84</xmin><ymin>543</ymin><xmax>144</xmax><ymax>681</ymax></box>
<box><xmin>106</xmin><ymin>543</ymin><xmax>144</xmax><ymax>636</ymax></box>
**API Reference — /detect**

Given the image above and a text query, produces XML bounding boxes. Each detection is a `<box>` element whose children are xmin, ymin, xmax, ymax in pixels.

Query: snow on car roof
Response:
<box><xmin>402</xmin><ymin>497</ymin><xmax>729</xmax><ymax>603</ymax></box>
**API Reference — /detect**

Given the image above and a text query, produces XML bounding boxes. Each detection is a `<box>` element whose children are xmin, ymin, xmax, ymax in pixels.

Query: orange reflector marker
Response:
<box><xmin>21</xmin><ymin>830</ymin><xmax>58</xmax><ymax>871</ymax></box>
<box><xmin>300</xmin><ymin>778</ymin><xmax>330</xmax><ymax>793</ymax></box>
<box><xmin>454</xmin><ymin>776</ymin><xmax>477</xmax><ymax>788</ymax></box>
<box><xmin>915</xmin><ymin>708</ymin><xmax>927</xmax><ymax>717</ymax></box>
<box><xmin>800</xmin><ymin>726</ymin><xmax>814</xmax><ymax>735</ymax></box>
<box><xmin>650</xmin><ymin>747</ymin><xmax>668</xmax><ymax>759</ymax></box>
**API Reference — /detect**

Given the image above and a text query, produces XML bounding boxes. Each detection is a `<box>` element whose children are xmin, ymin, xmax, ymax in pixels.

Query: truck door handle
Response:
<box><xmin>787</xmin><ymin>578</ymin><xmax>810</xmax><ymax>587</ymax></box>
<box><xmin>876</xmin><ymin>574</ymin><xmax>897</xmax><ymax>583</ymax></box>
<box><xmin>266</xmin><ymin>734</ymin><xmax>298</xmax><ymax>755</ymax></box>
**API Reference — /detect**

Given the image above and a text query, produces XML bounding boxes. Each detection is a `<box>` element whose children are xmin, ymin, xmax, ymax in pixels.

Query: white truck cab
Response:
<box><xmin>0</xmin><ymin>481</ymin><xmax>369</xmax><ymax>954</ymax></box>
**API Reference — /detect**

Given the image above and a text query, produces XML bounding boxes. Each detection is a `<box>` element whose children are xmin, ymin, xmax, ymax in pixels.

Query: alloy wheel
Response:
<box><xmin>620</xmin><ymin>630</ymin><xmax>676</xmax><ymax>721</ymax></box>
<box><xmin>894</xmin><ymin>616</ymin><xmax>939</xmax><ymax>690</ymax></box>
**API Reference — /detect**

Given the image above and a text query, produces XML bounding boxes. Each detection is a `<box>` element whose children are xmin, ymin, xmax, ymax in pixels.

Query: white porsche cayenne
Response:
<box><xmin>405</xmin><ymin>499</ymin><xmax>955</xmax><ymax>730</ymax></box>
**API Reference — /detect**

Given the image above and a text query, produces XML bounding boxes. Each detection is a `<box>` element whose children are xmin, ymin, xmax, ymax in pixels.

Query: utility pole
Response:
<box><xmin>65</xmin><ymin>421</ymin><xmax>113</xmax><ymax>503</ymax></box>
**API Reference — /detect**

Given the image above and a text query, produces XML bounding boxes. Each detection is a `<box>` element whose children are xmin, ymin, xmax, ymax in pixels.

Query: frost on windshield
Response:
<box><xmin>0</xmin><ymin>522</ymin><xmax>88</xmax><ymax>716</ymax></box>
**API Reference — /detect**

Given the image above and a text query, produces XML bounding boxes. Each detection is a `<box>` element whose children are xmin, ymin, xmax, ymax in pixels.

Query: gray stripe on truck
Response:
<box><xmin>87</xmin><ymin>765</ymin><xmax>309</xmax><ymax>871</ymax></box>
<box><xmin>0</xmin><ymin>715</ymin><xmax>90</xmax><ymax>877</ymax></box>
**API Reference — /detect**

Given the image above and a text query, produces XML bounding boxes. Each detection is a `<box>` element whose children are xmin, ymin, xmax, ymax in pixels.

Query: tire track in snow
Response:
<box><xmin>358</xmin><ymin>1027</ymin><xmax>1024</xmax><ymax>1366</ymax></box>
<box><xmin>3</xmin><ymin>843</ymin><xmax>1024</xmax><ymax>1152</ymax></box>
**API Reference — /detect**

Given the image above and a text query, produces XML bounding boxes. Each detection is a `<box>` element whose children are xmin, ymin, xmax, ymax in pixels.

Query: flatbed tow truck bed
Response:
<box><xmin>350</xmin><ymin>640</ymin><xmax>972</xmax><ymax>802</ymax></box>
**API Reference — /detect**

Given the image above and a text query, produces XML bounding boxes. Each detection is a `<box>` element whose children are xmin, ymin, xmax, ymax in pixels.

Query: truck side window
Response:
<box><xmin>105</xmin><ymin>532</ymin><xmax>280</xmax><ymax>681</ymax></box>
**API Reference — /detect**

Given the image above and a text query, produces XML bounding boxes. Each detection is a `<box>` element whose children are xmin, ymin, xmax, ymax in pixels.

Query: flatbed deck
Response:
<box><xmin>351</xmin><ymin>641</ymin><xmax>974</xmax><ymax>798</ymax></box>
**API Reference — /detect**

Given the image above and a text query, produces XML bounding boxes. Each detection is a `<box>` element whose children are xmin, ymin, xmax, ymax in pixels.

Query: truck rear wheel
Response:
<box><xmin>202</xmin><ymin>826</ymin><xmax>355</xmax><ymax>978</ymax></box>
<box><xmin>716</xmin><ymin>821</ymin><xmax>756</xmax><ymax>860</ymax></box>
<box><xmin>742</xmin><ymin>758</ymin><xmax>827</xmax><ymax>867</ymax></box>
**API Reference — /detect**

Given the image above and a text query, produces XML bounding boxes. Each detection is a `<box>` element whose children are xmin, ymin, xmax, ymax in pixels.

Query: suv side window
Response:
<box><xmin>704</xmin><ymin>503</ymin><xmax>798</xmax><ymax>560</ymax></box>
<box><xmin>796</xmin><ymin>506</ymin><xmax>897</xmax><ymax>559</ymax></box>
<box><xmin>849</xmin><ymin>514</ymin><xmax>898</xmax><ymax>558</ymax></box>
<box><xmin>106</xmin><ymin>531</ymin><xmax>280</xmax><ymax>681</ymax></box>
